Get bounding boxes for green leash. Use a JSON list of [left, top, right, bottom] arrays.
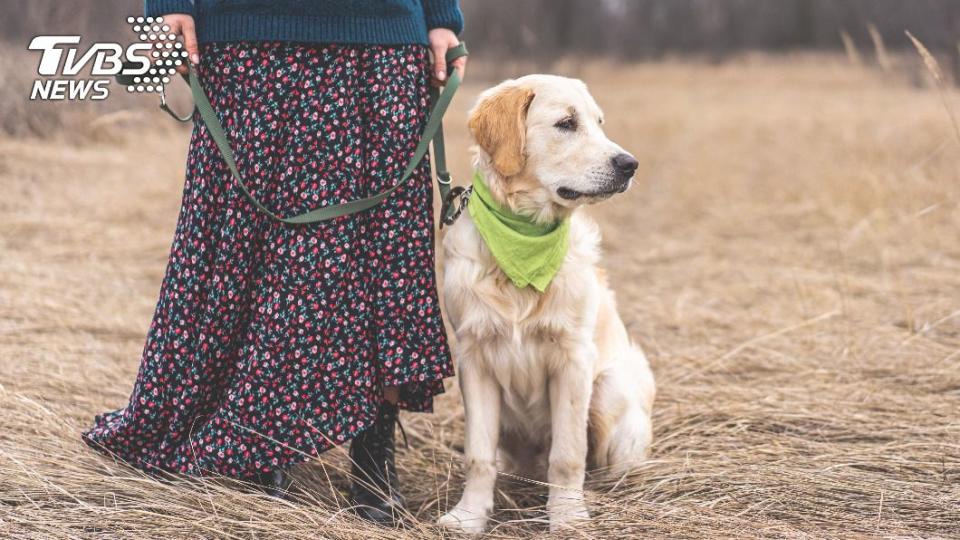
[[164, 43, 468, 225]]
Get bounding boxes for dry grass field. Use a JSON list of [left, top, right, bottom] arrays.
[[1, 55, 959, 538]]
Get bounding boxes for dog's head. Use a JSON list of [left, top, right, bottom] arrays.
[[468, 75, 638, 218]]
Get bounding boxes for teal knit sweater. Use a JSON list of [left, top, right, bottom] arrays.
[[144, 0, 463, 45]]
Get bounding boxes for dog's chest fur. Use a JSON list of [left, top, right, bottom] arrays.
[[443, 211, 603, 443]]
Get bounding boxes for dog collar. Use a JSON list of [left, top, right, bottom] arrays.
[[467, 171, 570, 292]]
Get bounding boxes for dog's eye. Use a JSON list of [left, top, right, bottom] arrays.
[[554, 117, 578, 132]]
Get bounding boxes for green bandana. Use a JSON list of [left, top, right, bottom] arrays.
[[467, 171, 570, 292]]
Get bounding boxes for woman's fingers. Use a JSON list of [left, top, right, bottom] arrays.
[[427, 28, 463, 87], [430, 42, 449, 86], [161, 15, 199, 75], [430, 44, 468, 86], [181, 19, 200, 66]]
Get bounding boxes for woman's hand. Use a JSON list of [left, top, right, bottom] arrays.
[[158, 14, 200, 74], [428, 28, 467, 86]]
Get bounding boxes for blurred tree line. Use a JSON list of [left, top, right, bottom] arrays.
[[3, 0, 959, 78], [461, 0, 958, 56]]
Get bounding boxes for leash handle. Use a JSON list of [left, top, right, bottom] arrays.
[[186, 42, 468, 225], [434, 44, 469, 226]]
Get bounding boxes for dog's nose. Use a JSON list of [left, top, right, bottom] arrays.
[[611, 153, 639, 176]]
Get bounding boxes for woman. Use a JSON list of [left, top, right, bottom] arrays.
[[82, 0, 465, 525]]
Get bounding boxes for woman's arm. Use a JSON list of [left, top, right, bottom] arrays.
[[422, 0, 464, 35], [423, 1, 466, 86], [143, 2, 199, 74], [144, 0, 193, 18]]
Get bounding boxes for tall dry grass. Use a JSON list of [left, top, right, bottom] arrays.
[[1, 54, 959, 538], [867, 23, 893, 72]]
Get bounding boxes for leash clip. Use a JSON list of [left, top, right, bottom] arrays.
[[441, 184, 472, 229], [158, 78, 196, 123]]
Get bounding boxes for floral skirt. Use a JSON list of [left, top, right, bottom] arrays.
[[82, 42, 454, 479]]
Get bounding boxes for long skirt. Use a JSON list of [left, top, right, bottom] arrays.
[[82, 42, 454, 479]]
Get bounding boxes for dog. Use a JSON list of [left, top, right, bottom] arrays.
[[437, 75, 656, 533]]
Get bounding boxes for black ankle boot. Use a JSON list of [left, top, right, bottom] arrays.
[[250, 468, 291, 499], [349, 401, 404, 525]]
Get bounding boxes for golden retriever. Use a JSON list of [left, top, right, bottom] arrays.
[[438, 75, 656, 533]]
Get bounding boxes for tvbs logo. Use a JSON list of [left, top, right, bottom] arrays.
[[29, 16, 188, 101]]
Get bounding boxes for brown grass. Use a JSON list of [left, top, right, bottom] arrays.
[[907, 31, 960, 145], [840, 31, 862, 67], [2, 54, 959, 538], [867, 23, 892, 72]]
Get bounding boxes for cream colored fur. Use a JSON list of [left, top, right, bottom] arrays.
[[438, 75, 656, 533]]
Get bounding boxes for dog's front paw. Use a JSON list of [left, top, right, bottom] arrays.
[[547, 496, 590, 532], [438, 504, 489, 534]]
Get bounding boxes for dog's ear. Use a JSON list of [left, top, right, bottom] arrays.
[[468, 85, 535, 178]]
